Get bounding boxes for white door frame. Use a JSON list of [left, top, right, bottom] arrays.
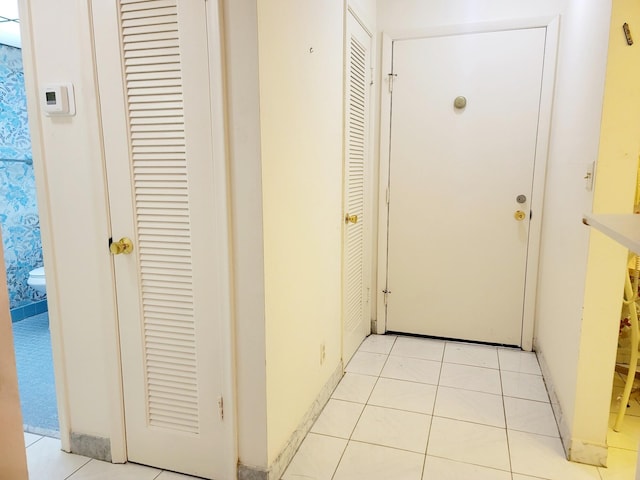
[[376, 17, 559, 350], [202, 2, 238, 475]]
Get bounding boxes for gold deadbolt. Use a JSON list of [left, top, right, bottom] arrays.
[[345, 214, 358, 224], [110, 237, 134, 255], [514, 210, 527, 222]]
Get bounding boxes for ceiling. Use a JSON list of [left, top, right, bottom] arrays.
[[0, 0, 21, 48]]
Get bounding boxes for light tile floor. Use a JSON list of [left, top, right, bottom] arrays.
[[22, 335, 640, 479], [283, 335, 639, 480], [23, 433, 200, 480]]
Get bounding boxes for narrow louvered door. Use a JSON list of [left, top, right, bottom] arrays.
[[91, 0, 232, 478], [343, 12, 372, 363]]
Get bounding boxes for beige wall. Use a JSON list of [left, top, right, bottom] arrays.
[[375, 0, 612, 461], [0, 232, 28, 479], [257, 0, 345, 464], [573, 0, 640, 462]]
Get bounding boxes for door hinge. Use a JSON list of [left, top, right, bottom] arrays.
[[382, 289, 392, 306], [388, 73, 397, 93], [218, 396, 224, 420]]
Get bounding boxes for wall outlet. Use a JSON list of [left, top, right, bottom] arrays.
[[320, 343, 326, 365]]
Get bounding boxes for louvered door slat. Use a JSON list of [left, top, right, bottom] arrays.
[[345, 33, 367, 334], [117, 0, 200, 435]]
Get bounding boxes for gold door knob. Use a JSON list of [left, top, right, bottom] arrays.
[[110, 237, 134, 255], [345, 214, 358, 224], [514, 210, 526, 221]]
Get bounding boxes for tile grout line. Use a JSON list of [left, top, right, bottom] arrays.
[[329, 335, 398, 480], [63, 457, 93, 479], [497, 349, 515, 478], [420, 340, 447, 479]]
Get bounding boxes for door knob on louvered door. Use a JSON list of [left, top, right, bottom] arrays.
[[345, 214, 358, 224], [110, 237, 134, 255]]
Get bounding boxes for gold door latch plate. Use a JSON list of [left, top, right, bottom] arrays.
[[514, 210, 526, 221], [110, 237, 134, 255], [345, 214, 358, 224]]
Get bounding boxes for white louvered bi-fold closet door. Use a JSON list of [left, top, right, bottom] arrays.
[[91, 1, 230, 478], [343, 12, 372, 363]]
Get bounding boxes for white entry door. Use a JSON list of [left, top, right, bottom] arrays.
[[343, 11, 373, 362], [385, 28, 546, 345], [91, 1, 232, 478]]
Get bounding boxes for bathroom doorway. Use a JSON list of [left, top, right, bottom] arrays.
[[0, 1, 58, 437]]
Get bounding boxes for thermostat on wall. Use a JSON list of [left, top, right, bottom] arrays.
[[41, 83, 75, 116]]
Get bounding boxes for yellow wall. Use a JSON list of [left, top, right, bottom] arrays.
[[256, 0, 346, 464], [574, 0, 640, 461]]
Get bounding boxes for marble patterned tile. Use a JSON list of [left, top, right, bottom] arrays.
[[24, 432, 43, 447], [498, 348, 542, 375], [433, 386, 505, 428], [155, 472, 202, 479], [331, 373, 378, 404], [359, 335, 397, 355], [607, 413, 640, 451], [345, 351, 388, 376], [333, 441, 424, 480], [501, 370, 549, 402], [508, 430, 601, 480], [598, 447, 638, 480], [504, 396, 559, 437], [439, 363, 502, 395], [422, 456, 511, 480], [443, 342, 499, 369], [351, 405, 430, 453], [310, 399, 365, 439], [67, 459, 161, 479], [26, 437, 91, 480], [381, 355, 441, 385], [390, 336, 445, 362], [281, 433, 347, 480], [368, 377, 437, 414], [427, 417, 510, 471]]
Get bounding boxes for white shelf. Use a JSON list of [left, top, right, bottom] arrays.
[[583, 213, 640, 254]]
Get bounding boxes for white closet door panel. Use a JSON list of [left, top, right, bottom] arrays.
[[92, 0, 229, 477], [343, 12, 372, 363]]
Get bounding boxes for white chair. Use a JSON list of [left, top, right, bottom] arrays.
[[614, 254, 640, 432]]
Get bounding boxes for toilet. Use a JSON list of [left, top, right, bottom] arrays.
[[27, 267, 46, 295]]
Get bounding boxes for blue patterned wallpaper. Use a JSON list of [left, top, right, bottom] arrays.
[[0, 43, 45, 309]]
